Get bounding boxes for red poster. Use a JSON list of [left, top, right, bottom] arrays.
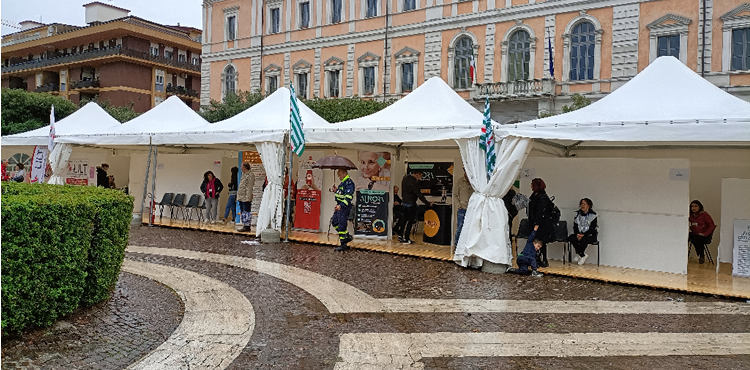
[[294, 189, 321, 230], [66, 178, 88, 185]]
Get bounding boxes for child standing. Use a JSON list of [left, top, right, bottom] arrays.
[[506, 225, 544, 277]]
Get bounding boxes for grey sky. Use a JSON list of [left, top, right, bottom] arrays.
[[2, 0, 203, 36]]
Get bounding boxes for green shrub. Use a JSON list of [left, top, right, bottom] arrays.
[[1, 182, 134, 335]]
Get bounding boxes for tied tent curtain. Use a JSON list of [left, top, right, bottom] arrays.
[[454, 135, 533, 267], [256, 141, 285, 236], [47, 143, 73, 185]]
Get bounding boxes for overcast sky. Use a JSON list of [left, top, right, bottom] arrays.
[[2, 0, 203, 36]]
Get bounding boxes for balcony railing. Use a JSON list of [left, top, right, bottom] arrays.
[[166, 84, 199, 98], [475, 78, 555, 100], [71, 79, 100, 89], [1, 45, 200, 74], [34, 83, 59, 93]]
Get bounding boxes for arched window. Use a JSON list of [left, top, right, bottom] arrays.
[[570, 21, 596, 81], [224, 65, 236, 96], [508, 30, 531, 81], [454, 37, 473, 89]]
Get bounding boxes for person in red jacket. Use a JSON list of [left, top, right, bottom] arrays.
[[689, 200, 716, 264]]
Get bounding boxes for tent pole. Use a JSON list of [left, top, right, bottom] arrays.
[[284, 133, 293, 242], [279, 135, 288, 236], [141, 139, 153, 226], [149, 144, 158, 226]]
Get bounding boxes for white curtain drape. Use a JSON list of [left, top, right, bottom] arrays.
[[454, 135, 533, 267], [47, 143, 73, 185], [256, 141, 285, 236]]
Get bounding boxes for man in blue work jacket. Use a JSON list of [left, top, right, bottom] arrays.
[[330, 168, 355, 251]]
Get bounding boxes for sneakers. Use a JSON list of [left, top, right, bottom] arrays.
[[236, 226, 251, 232], [531, 270, 544, 277], [539, 260, 549, 268], [573, 255, 580, 262], [578, 254, 588, 265], [699, 255, 705, 264], [400, 238, 414, 244], [505, 266, 516, 273], [335, 245, 350, 252], [210, 220, 216, 224]]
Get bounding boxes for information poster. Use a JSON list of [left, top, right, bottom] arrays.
[[295, 151, 324, 230], [733, 219, 750, 277], [355, 190, 389, 236], [66, 159, 89, 186]]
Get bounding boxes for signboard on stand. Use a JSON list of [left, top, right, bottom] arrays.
[[733, 219, 750, 277], [295, 151, 324, 230], [355, 190, 389, 236], [66, 159, 89, 185]]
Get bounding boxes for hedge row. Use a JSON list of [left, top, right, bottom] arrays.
[[1, 182, 134, 335]]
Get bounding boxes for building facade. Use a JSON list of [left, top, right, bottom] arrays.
[[200, 0, 750, 123], [1, 2, 203, 112]]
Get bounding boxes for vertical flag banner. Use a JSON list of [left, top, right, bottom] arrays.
[[48, 105, 56, 152], [478, 97, 495, 180], [469, 54, 477, 85], [547, 30, 555, 78], [289, 84, 306, 156], [30, 146, 49, 183]]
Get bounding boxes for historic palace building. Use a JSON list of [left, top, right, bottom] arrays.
[[200, 0, 750, 122], [1, 2, 203, 112]]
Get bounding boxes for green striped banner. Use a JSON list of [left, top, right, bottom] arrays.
[[290, 84, 305, 156]]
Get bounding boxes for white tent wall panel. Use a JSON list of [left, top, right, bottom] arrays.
[[129, 153, 148, 214], [573, 148, 750, 264], [520, 157, 690, 275], [719, 179, 750, 265]]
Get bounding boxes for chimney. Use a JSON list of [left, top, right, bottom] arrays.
[[83, 2, 130, 24]]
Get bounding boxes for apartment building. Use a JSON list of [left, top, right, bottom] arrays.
[[199, 0, 750, 122], [1, 2, 203, 112]]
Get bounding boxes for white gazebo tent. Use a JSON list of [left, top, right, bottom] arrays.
[[494, 56, 750, 274], [3, 102, 123, 184], [162, 87, 332, 236], [305, 77, 526, 269]]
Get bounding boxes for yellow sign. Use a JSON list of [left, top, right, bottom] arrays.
[[423, 209, 440, 238]]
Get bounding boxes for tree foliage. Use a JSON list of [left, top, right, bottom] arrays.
[[304, 96, 394, 123], [539, 93, 592, 118], [1, 88, 77, 135], [201, 90, 266, 123]]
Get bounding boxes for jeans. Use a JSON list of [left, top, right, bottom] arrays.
[[223, 194, 237, 220], [455, 208, 466, 246], [205, 197, 219, 222]]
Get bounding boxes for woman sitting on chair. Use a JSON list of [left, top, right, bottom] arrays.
[[567, 198, 598, 265], [689, 200, 716, 264]]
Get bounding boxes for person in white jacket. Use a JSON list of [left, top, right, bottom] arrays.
[[236, 162, 255, 232]]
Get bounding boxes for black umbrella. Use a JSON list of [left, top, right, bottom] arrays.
[[312, 155, 357, 170]]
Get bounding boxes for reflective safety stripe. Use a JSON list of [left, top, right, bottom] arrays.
[[338, 231, 347, 234]]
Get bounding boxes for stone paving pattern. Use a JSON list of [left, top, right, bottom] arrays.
[[3, 225, 750, 369], [1, 272, 183, 369]]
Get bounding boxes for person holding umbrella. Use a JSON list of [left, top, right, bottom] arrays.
[[330, 168, 355, 251]]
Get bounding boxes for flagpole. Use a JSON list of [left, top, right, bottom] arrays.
[[284, 85, 295, 242]]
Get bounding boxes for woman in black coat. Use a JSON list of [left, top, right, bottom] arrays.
[[528, 178, 554, 267]]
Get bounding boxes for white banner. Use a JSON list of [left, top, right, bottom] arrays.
[[733, 219, 750, 278], [30, 146, 49, 184]]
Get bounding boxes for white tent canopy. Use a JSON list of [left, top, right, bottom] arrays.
[[161, 86, 331, 145], [305, 77, 486, 144], [494, 57, 750, 144], [56, 96, 209, 145], [3, 102, 121, 146]]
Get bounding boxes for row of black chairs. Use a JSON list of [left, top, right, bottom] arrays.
[[153, 193, 209, 223], [516, 219, 601, 266]]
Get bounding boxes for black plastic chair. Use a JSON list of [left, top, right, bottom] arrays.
[[170, 193, 186, 220], [184, 194, 202, 222], [154, 193, 174, 221]]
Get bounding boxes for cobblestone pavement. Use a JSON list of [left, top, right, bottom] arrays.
[[4, 225, 750, 369], [1, 272, 183, 370]]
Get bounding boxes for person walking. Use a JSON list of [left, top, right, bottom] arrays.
[[96, 163, 110, 188], [454, 170, 474, 247], [236, 163, 255, 232], [330, 168, 354, 251], [222, 166, 239, 224], [397, 170, 433, 244], [200, 171, 224, 224]]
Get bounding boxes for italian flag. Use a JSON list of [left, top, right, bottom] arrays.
[[470, 54, 477, 85]]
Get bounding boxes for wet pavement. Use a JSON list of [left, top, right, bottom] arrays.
[[2, 225, 749, 369]]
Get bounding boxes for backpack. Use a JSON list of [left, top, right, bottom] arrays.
[[549, 195, 561, 224]]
